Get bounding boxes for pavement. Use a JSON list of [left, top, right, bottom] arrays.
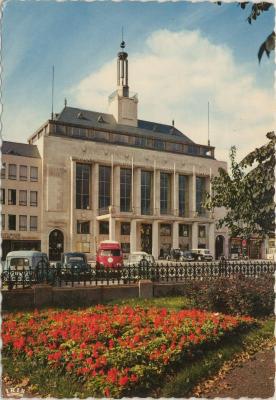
[[196, 347, 275, 398]]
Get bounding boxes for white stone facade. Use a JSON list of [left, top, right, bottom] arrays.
[[26, 127, 228, 260]]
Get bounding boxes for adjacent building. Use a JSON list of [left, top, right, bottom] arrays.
[[1, 41, 230, 261]]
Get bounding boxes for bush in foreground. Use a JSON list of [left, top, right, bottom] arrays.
[[182, 274, 274, 317], [3, 306, 254, 397]]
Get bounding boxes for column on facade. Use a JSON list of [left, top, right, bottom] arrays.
[[188, 167, 196, 217], [208, 222, 215, 257], [192, 222, 198, 249], [109, 216, 116, 241], [152, 220, 159, 259], [130, 219, 137, 253], [155, 170, 160, 216], [173, 170, 179, 217], [92, 163, 99, 254], [172, 221, 179, 249], [113, 165, 120, 213], [70, 159, 76, 251], [133, 167, 141, 214]]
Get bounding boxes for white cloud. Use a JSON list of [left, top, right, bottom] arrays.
[[71, 29, 274, 162]]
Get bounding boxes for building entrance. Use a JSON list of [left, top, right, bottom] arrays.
[[140, 224, 152, 254], [49, 229, 64, 261]]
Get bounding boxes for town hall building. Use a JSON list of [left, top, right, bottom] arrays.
[[2, 41, 230, 261]]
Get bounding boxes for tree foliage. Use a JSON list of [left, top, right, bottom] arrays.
[[203, 132, 275, 238], [217, 2, 275, 62]]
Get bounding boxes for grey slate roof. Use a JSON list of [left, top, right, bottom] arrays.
[[1, 141, 40, 158], [55, 106, 195, 144]]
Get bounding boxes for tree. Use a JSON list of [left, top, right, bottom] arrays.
[[217, 2, 275, 62], [203, 132, 275, 239]]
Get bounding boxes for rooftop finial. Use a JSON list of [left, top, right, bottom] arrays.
[[64, 98, 67, 107], [120, 26, 125, 49]]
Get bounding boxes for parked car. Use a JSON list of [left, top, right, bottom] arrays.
[[2, 251, 54, 288], [127, 252, 155, 267], [96, 241, 123, 269], [58, 252, 91, 279], [191, 249, 213, 261], [166, 248, 183, 261], [179, 251, 200, 262]]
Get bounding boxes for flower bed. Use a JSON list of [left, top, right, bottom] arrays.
[[2, 306, 254, 397]]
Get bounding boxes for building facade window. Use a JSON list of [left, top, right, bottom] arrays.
[[141, 170, 152, 215], [19, 190, 27, 206], [196, 176, 206, 215], [19, 215, 27, 231], [30, 216, 38, 231], [0, 188, 5, 205], [120, 168, 131, 212], [8, 164, 17, 180], [77, 221, 90, 234], [30, 166, 38, 181], [99, 221, 109, 235], [99, 166, 111, 211], [134, 137, 146, 147], [160, 172, 171, 215], [154, 139, 165, 150], [121, 243, 130, 254], [8, 189, 16, 205], [1, 163, 6, 179], [1, 214, 5, 230], [121, 222, 130, 235], [19, 165, 28, 181], [30, 191, 38, 207], [76, 163, 90, 209], [179, 175, 189, 217], [179, 224, 189, 237], [8, 214, 16, 230], [199, 225, 206, 238], [160, 224, 171, 236]]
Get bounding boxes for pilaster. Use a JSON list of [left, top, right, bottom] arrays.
[[192, 222, 198, 249], [152, 220, 159, 259]]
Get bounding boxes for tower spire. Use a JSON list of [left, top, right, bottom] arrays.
[[117, 31, 129, 97]]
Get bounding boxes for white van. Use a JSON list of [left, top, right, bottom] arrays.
[[191, 249, 213, 261]]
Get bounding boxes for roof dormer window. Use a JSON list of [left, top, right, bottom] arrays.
[[97, 115, 105, 123]]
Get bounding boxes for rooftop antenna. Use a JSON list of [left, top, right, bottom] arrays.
[[207, 101, 210, 146], [51, 65, 55, 120], [64, 98, 67, 107], [120, 26, 125, 49]]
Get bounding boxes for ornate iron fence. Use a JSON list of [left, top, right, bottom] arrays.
[[1, 260, 275, 289]]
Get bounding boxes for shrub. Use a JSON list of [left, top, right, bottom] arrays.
[[181, 274, 274, 317]]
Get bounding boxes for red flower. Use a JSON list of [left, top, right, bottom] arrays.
[[130, 374, 138, 382], [107, 368, 119, 384], [104, 387, 110, 397], [118, 375, 128, 386], [13, 337, 25, 350]]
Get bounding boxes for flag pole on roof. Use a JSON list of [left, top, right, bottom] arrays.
[[208, 101, 210, 146], [51, 65, 55, 120]]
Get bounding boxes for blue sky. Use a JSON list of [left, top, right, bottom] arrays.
[[2, 1, 275, 160]]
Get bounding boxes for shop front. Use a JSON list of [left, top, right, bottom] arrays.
[[229, 237, 263, 259]]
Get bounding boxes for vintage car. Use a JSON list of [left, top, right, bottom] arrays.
[[2, 250, 53, 288], [127, 252, 155, 267], [96, 241, 124, 269], [191, 248, 213, 261], [57, 252, 92, 279]]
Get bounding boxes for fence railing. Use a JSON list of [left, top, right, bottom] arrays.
[[1, 260, 275, 289]]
